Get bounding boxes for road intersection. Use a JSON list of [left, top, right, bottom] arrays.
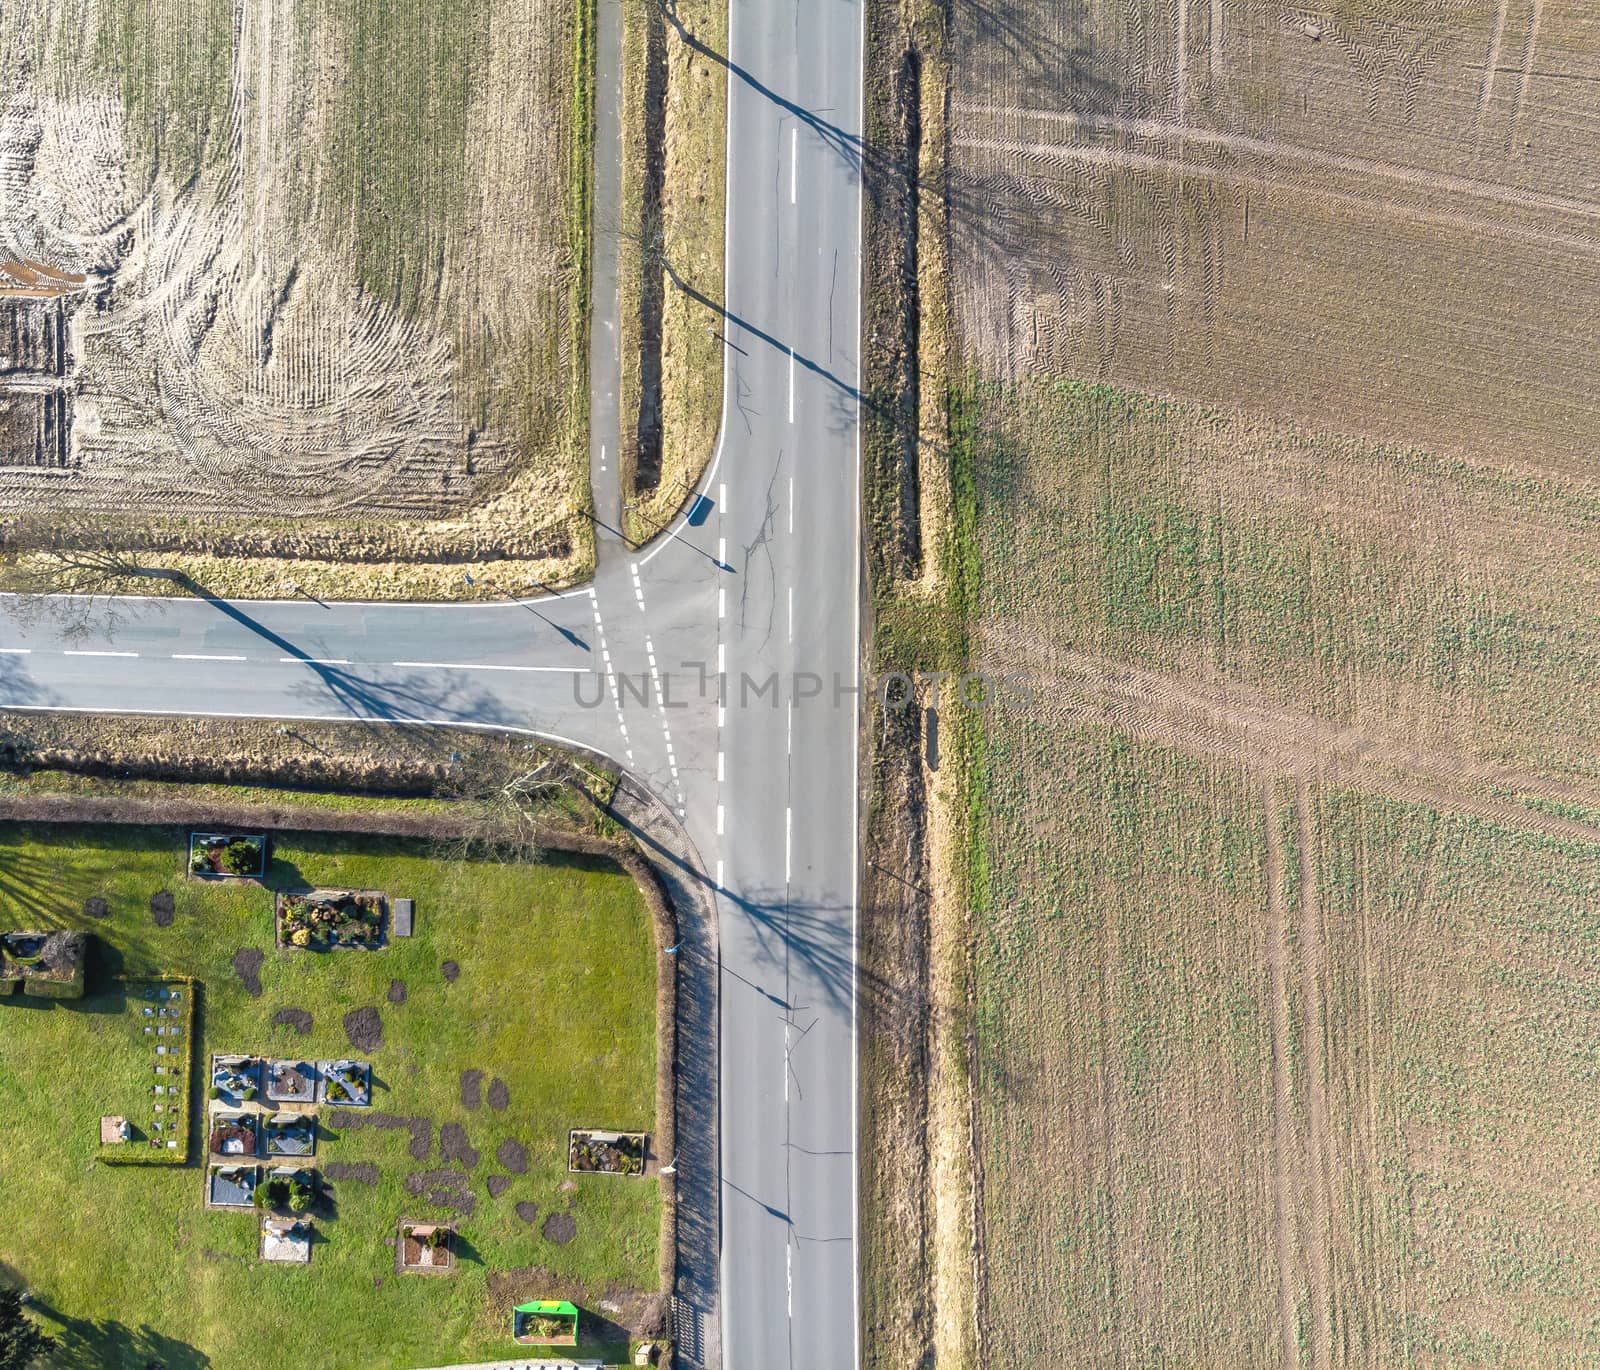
[[0, 1, 865, 1366]]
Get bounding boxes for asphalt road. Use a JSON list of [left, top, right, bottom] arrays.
[[0, 1, 864, 1365]]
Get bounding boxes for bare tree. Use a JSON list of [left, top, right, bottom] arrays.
[[433, 745, 570, 864], [0, 511, 176, 641]]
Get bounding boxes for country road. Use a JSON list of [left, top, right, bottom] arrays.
[[0, 0, 866, 1367]]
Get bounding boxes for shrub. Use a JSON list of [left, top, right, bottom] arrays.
[[221, 839, 260, 875], [208, 1085, 221, 1100], [289, 1186, 312, 1214]]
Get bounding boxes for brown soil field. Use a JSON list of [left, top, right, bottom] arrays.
[[949, 0, 1600, 477], [0, 0, 590, 590]]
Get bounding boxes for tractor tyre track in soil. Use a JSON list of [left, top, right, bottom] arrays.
[[980, 636, 1600, 849], [1295, 785, 1332, 1370], [1261, 783, 1300, 1370]]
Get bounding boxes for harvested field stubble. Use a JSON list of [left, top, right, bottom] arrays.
[[0, 0, 593, 594], [949, 1, 1600, 475]]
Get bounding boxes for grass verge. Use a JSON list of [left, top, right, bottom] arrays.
[[621, 0, 727, 545]]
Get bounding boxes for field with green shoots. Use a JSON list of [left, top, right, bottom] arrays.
[[961, 379, 1600, 1366]]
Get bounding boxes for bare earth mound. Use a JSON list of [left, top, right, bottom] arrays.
[[541, 1211, 577, 1246], [343, 1006, 384, 1053], [272, 1007, 313, 1037], [231, 948, 264, 998]]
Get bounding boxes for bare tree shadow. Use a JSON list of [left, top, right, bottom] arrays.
[[0, 645, 57, 711], [152, 575, 526, 745], [29, 1299, 211, 1370]]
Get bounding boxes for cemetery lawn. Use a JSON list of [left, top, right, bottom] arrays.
[[0, 823, 658, 1368]]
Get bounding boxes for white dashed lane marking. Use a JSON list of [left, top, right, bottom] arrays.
[[591, 599, 634, 766], [390, 661, 589, 673]]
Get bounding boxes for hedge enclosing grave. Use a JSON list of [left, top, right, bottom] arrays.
[[99, 977, 197, 1167]]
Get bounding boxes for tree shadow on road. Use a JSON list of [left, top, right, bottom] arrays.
[[160, 574, 524, 742]]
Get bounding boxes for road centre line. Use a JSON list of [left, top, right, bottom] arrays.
[[788, 347, 795, 423], [789, 475, 794, 534], [717, 804, 725, 835], [173, 654, 247, 662], [718, 750, 725, 782], [0, 648, 30, 654], [788, 586, 793, 642], [785, 806, 792, 883], [64, 649, 137, 657], [280, 657, 350, 665], [791, 126, 797, 204], [719, 586, 725, 620], [716, 859, 724, 889], [390, 661, 588, 673]]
